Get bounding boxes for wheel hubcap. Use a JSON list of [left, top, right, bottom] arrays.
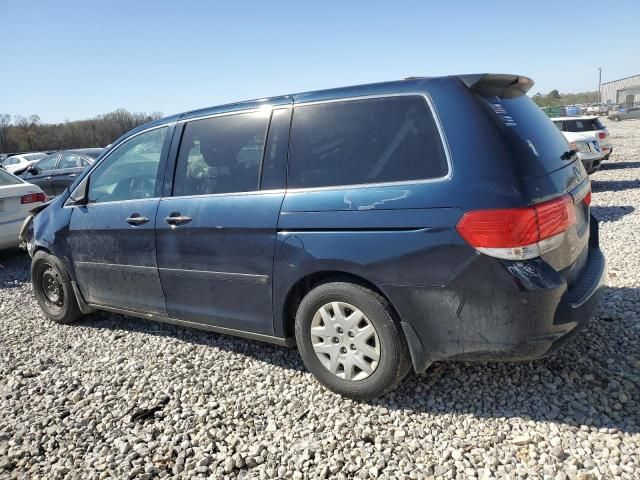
[[310, 301, 380, 381]]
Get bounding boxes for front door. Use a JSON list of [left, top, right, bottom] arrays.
[[68, 126, 171, 314], [23, 154, 59, 196], [156, 107, 289, 334]]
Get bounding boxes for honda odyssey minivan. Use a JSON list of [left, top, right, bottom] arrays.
[[23, 74, 605, 399]]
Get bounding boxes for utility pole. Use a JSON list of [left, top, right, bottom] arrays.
[[597, 67, 602, 103]]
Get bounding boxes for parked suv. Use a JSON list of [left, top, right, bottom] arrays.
[[551, 116, 612, 173], [22, 74, 605, 399]]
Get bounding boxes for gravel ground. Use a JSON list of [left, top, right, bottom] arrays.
[[1, 120, 639, 480]]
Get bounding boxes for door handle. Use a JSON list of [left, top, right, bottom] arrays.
[[69, 173, 77, 177], [126, 214, 150, 226], [164, 213, 192, 227]]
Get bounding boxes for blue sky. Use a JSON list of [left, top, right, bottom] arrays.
[[2, 0, 638, 123]]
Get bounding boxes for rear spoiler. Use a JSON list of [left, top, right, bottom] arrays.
[[458, 74, 534, 99]]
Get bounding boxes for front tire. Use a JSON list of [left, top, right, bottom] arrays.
[[32, 251, 83, 324], [295, 281, 411, 399]]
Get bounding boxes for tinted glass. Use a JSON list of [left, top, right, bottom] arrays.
[[564, 119, 604, 132], [5, 157, 19, 165], [552, 121, 566, 131], [261, 108, 291, 190], [88, 127, 167, 203], [173, 111, 269, 196], [74, 149, 103, 159], [288, 96, 448, 189], [0, 169, 22, 186], [480, 95, 572, 176], [36, 154, 59, 171], [59, 153, 83, 169]]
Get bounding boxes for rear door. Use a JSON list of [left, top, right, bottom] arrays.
[[155, 104, 291, 334]]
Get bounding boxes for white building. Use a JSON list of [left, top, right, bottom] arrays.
[[601, 74, 640, 106]]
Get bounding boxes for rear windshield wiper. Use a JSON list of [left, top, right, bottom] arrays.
[[561, 150, 576, 161]]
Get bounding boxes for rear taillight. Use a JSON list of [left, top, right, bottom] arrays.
[[597, 132, 607, 140], [456, 195, 577, 260], [583, 191, 591, 206], [21, 192, 47, 204]]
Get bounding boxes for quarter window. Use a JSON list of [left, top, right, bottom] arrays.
[[287, 96, 449, 189], [173, 111, 270, 197], [88, 127, 167, 203]]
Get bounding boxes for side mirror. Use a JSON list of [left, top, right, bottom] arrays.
[[68, 176, 90, 205], [27, 165, 39, 175]]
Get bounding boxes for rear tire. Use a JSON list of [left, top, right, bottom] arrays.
[[32, 250, 82, 324], [295, 281, 411, 400]]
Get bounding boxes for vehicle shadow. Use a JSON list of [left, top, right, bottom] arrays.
[[2, 251, 638, 433], [0, 249, 31, 290], [599, 161, 640, 171], [592, 180, 640, 192], [78, 286, 640, 434], [591, 205, 635, 222]]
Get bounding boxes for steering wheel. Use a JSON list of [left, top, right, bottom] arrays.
[[128, 176, 155, 199]]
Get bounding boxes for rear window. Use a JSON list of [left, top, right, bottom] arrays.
[[480, 95, 573, 177], [0, 169, 23, 186], [288, 96, 449, 189], [24, 153, 47, 161], [79, 149, 103, 159], [564, 119, 604, 132]]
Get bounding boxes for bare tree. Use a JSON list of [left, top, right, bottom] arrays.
[[0, 114, 11, 153], [2, 109, 162, 152]]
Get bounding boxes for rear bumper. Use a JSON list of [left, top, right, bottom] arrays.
[[578, 151, 606, 173], [0, 218, 23, 250], [388, 217, 606, 372]]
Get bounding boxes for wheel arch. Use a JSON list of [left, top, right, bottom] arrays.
[[280, 270, 399, 338]]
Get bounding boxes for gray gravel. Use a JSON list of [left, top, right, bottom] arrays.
[[1, 119, 639, 479]]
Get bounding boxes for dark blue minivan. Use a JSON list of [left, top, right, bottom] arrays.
[[23, 74, 605, 399]]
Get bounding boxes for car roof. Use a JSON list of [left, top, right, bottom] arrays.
[[66, 148, 103, 156], [133, 73, 532, 131], [551, 116, 600, 121]]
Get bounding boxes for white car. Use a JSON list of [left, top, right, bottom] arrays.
[[0, 169, 47, 250], [2, 153, 49, 174], [551, 116, 612, 174], [586, 104, 608, 115]]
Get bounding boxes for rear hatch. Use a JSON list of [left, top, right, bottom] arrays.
[[463, 74, 591, 285]]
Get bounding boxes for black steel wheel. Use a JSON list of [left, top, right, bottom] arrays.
[[32, 251, 82, 324]]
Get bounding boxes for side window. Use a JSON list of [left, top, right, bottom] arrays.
[[173, 111, 269, 196], [58, 153, 83, 169], [35, 154, 59, 171], [88, 127, 167, 204], [288, 96, 449, 189]]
